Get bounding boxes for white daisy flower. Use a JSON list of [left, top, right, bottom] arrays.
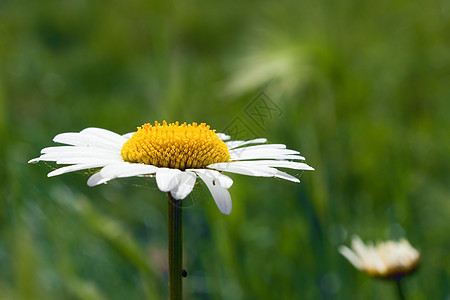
[[339, 235, 421, 279], [29, 121, 314, 215]]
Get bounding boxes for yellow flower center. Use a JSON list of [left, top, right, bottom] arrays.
[[121, 121, 230, 170]]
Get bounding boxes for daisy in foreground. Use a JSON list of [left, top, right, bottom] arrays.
[[30, 121, 313, 299], [29, 121, 314, 214]]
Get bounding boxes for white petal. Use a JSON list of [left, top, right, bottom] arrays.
[[87, 172, 109, 186], [216, 133, 231, 141], [47, 163, 108, 177], [188, 169, 233, 189], [208, 162, 278, 177], [339, 246, 363, 270], [87, 163, 158, 187], [53, 133, 122, 150], [230, 153, 305, 161], [122, 132, 135, 139], [41, 145, 119, 156], [227, 160, 314, 171], [197, 172, 232, 215], [229, 146, 303, 160], [99, 162, 158, 179], [36, 148, 122, 164], [54, 157, 121, 165], [53, 132, 94, 146], [210, 162, 302, 183], [274, 170, 300, 182], [155, 168, 182, 192], [352, 236, 369, 261], [80, 127, 128, 144], [230, 144, 288, 151], [170, 172, 197, 200], [225, 138, 267, 149], [53, 128, 127, 150], [37, 152, 119, 162]]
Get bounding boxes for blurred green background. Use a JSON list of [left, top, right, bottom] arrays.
[[1, 0, 449, 299]]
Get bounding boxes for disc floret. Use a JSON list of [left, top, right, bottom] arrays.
[[121, 121, 231, 170]]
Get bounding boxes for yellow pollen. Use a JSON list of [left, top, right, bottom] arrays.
[[121, 121, 231, 170]]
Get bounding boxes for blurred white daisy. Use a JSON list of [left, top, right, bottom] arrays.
[[29, 121, 314, 215], [339, 235, 421, 279]]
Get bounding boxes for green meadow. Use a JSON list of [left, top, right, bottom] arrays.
[[1, 0, 449, 299]]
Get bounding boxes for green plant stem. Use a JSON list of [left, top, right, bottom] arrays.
[[168, 193, 183, 300], [395, 279, 406, 300]]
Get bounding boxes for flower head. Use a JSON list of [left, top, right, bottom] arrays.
[[339, 236, 421, 279], [29, 121, 314, 215]]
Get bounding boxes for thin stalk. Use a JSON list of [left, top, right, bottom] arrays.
[[168, 193, 183, 300], [395, 279, 406, 300]]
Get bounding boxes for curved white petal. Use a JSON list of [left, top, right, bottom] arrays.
[[209, 162, 278, 177], [47, 163, 108, 177], [155, 168, 182, 192], [170, 172, 197, 200], [226, 160, 314, 171], [41, 146, 119, 155], [209, 161, 306, 182], [87, 172, 109, 186], [54, 133, 123, 150], [35, 148, 122, 164], [197, 172, 232, 215], [216, 133, 231, 141], [188, 169, 233, 189], [87, 163, 158, 186], [230, 153, 305, 161], [80, 127, 128, 144], [230, 148, 299, 158], [54, 158, 121, 165], [229, 146, 304, 160], [53, 128, 127, 150], [36, 153, 119, 163], [352, 236, 369, 259], [122, 132, 135, 139], [225, 138, 267, 149], [53, 132, 94, 146], [339, 246, 363, 269], [100, 162, 158, 179], [274, 170, 300, 182], [230, 144, 288, 151]]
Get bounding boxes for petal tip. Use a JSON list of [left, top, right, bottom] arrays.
[[221, 207, 232, 215], [28, 158, 39, 164]]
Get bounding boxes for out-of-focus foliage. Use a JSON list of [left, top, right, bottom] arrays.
[[1, 0, 449, 299]]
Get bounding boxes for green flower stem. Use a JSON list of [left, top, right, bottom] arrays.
[[168, 193, 183, 300], [395, 279, 406, 300]]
